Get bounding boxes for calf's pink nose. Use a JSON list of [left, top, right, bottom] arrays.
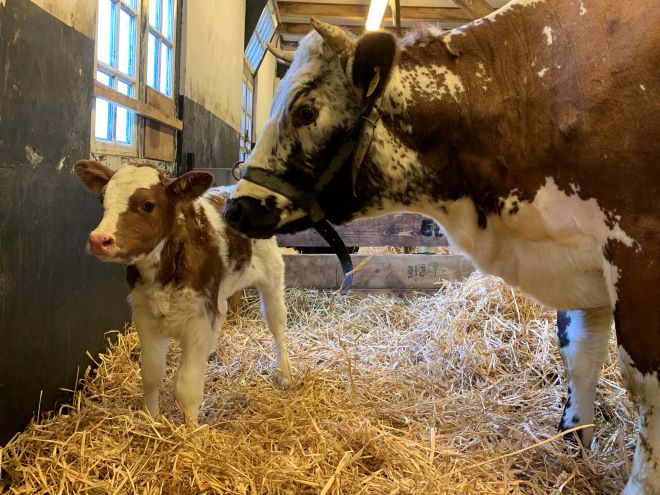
[[88, 232, 115, 254]]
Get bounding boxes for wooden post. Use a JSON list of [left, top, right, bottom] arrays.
[[389, 0, 401, 36]]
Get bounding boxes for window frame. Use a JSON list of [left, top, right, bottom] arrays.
[[239, 66, 255, 162], [92, 0, 178, 157], [147, 0, 176, 96]]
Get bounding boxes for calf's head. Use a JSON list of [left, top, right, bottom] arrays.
[[74, 161, 213, 263], [225, 19, 398, 238]]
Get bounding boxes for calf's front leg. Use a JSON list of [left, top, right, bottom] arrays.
[[134, 310, 168, 418], [175, 313, 219, 426]]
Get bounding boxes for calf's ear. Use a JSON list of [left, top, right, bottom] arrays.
[[167, 172, 214, 202], [352, 31, 398, 100], [74, 160, 115, 194]]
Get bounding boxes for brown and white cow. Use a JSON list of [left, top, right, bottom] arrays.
[[74, 161, 292, 426], [224, 1, 660, 493]]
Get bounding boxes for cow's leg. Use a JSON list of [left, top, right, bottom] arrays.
[[607, 242, 660, 495], [619, 347, 660, 495], [557, 307, 612, 446], [256, 272, 292, 387], [134, 312, 169, 417], [175, 313, 219, 426]]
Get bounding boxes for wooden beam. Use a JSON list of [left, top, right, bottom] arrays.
[[284, 254, 474, 290], [277, 213, 447, 248], [389, 0, 401, 36], [277, 2, 471, 23], [93, 81, 183, 131], [453, 0, 495, 19], [279, 22, 407, 37]]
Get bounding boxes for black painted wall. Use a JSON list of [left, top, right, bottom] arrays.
[[179, 96, 240, 181], [0, 0, 130, 444]]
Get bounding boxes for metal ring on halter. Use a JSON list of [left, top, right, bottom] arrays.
[[231, 161, 244, 182]]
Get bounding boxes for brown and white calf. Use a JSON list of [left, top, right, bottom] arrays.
[[224, 1, 659, 493], [74, 160, 292, 425]]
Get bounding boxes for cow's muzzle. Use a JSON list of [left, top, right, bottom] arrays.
[[224, 196, 282, 239]]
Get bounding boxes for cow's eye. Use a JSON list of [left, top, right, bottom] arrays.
[[293, 105, 318, 127], [141, 201, 156, 213]]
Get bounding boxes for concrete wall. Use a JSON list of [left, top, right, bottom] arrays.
[[0, 0, 130, 444]]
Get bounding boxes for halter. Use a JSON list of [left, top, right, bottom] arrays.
[[238, 98, 383, 294]]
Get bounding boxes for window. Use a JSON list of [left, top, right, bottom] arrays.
[[147, 0, 175, 96], [245, 2, 278, 74], [239, 73, 255, 161], [93, 0, 177, 153], [95, 0, 138, 146]]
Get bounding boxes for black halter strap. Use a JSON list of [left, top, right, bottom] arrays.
[[239, 98, 383, 293]]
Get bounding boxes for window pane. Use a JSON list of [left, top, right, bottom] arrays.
[[163, 0, 173, 39], [97, 0, 113, 65], [95, 97, 111, 140], [147, 33, 157, 88], [115, 106, 132, 144], [96, 70, 113, 87], [117, 80, 132, 97], [160, 43, 171, 95], [118, 8, 135, 75], [149, 0, 159, 28]]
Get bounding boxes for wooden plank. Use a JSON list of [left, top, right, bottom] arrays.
[[279, 22, 410, 37], [277, 2, 470, 22], [144, 87, 175, 161], [277, 213, 447, 248], [93, 81, 183, 130], [284, 254, 474, 290]]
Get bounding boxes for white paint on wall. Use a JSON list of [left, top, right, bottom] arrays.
[[254, 50, 277, 138], [30, 0, 96, 38], [25, 145, 44, 166], [180, 0, 246, 132]]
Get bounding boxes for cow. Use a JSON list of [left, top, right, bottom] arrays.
[[223, 1, 660, 493], [74, 161, 292, 426]]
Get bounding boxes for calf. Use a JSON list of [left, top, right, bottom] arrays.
[[74, 160, 292, 425]]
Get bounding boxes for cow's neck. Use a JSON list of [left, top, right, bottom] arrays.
[[133, 239, 166, 283]]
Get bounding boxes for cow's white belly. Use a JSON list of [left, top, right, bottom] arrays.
[[422, 178, 631, 311]]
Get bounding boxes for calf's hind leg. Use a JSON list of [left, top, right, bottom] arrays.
[[557, 307, 612, 446], [256, 272, 292, 387], [175, 313, 220, 426]]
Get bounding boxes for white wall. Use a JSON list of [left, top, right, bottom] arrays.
[[254, 50, 277, 138], [180, 0, 246, 132]]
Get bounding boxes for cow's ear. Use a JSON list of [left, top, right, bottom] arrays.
[[167, 172, 214, 202], [74, 160, 115, 194], [352, 31, 398, 100]]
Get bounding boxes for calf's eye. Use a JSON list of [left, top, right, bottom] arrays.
[[293, 105, 318, 127], [141, 201, 156, 213]]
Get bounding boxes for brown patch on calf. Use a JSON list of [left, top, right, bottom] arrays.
[[157, 201, 225, 314], [114, 184, 170, 260]]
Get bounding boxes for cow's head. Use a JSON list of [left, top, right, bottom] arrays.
[[74, 160, 213, 263], [225, 19, 399, 238]]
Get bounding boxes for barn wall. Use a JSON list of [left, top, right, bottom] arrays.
[[254, 50, 277, 138], [0, 0, 131, 444], [179, 1, 246, 173]]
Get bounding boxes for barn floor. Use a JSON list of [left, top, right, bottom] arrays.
[[1, 273, 634, 494]]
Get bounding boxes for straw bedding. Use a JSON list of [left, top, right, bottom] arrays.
[[1, 272, 634, 494]]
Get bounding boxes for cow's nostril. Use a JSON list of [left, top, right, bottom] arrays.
[[102, 237, 114, 247], [224, 201, 244, 224]]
